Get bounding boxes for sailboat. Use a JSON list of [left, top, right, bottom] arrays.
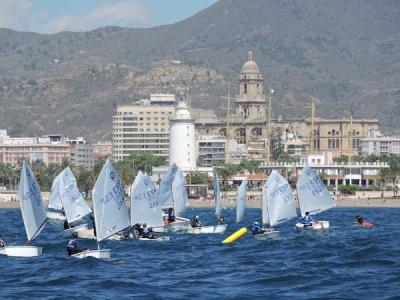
[[190, 167, 227, 234], [236, 179, 247, 223], [257, 171, 297, 237], [130, 171, 169, 241], [295, 166, 335, 229], [46, 171, 66, 221], [71, 160, 130, 259], [59, 167, 92, 234], [153, 164, 190, 232], [4, 161, 47, 257]]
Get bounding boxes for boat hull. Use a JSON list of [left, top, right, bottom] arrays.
[[190, 224, 228, 234], [71, 249, 111, 259], [64, 223, 91, 235], [254, 230, 279, 239], [139, 236, 170, 241], [5, 246, 42, 257], [46, 211, 66, 221], [295, 220, 330, 229], [152, 217, 190, 233]]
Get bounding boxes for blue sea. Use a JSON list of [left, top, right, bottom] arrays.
[[0, 207, 399, 299]]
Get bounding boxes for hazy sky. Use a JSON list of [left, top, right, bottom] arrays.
[[0, 0, 218, 34]]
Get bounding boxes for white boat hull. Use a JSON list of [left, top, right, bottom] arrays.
[[152, 217, 190, 233], [71, 249, 111, 259], [64, 223, 91, 235], [5, 246, 42, 257], [0, 248, 5, 255], [190, 224, 228, 234], [139, 236, 170, 241], [295, 220, 330, 229], [254, 229, 279, 239], [46, 211, 66, 221]]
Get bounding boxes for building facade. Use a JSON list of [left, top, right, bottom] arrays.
[[0, 131, 71, 166], [197, 136, 226, 167], [67, 137, 94, 170], [112, 94, 175, 161], [93, 140, 112, 160], [359, 131, 400, 156]]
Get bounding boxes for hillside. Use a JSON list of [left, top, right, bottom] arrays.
[[0, 0, 399, 140]]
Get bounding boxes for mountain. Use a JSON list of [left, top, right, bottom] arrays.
[[0, 0, 399, 140]]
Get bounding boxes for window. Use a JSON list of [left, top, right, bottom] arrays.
[[244, 84, 247, 94]]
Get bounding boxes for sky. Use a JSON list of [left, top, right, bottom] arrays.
[[0, 0, 218, 34]]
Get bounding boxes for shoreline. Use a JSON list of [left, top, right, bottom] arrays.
[[1, 198, 400, 209]]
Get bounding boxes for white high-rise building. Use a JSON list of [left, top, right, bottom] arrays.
[[169, 96, 196, 171]]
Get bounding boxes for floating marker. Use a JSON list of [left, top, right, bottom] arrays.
[[222, 227, 248, 244]]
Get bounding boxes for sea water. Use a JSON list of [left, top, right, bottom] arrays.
[[0, 207, 399, 299]]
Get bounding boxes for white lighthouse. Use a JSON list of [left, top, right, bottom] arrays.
[[169, 94, 196, 171]]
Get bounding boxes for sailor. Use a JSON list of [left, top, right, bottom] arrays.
[[63, 220, 70, 230], [167, 207, 176, 223], [251, 221, 265, 235], [90, 214, 97, 237], [127, 223, 141, 239], [140, 224, 155, 239], [218, 216, 225, 225], [355, 215, 364, 225], [191, 216, 202, 228], [163, 215, 169, 225], [66, 238, 87, 256], [299, 212, 315, 227], [0, 235, 5, 248]]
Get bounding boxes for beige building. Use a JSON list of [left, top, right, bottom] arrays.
[[93, 141, 112, 160], [0, 131, 70, 166], [112, 95, 175, 161], [194, 51, 379, 160]]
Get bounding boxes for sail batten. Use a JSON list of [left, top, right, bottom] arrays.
[[92, 160, 130, 242], [266, 171, 297, 227], [236, 180, 247, 223], [59, 167, 92, 224], [18, 161, 47, 242], [130, 171, 163, 227], [172, 167, 188, 217], [213, 168, 222, 219], [296, 166, 335, 216]]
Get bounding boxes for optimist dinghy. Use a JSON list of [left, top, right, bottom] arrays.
[[190, 168, 227, 234], [59, 167, 92, 235], [5, 161, 47, 257], [129, 171, 169, 241], [46, 171, 66, 221], [295, 166, 335, 229], [153, 165, 190, 233], [71, 160, 130, 259], [255, 171, 297, 238]]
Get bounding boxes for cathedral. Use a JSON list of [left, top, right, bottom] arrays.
[[194, 51, 379, 162]]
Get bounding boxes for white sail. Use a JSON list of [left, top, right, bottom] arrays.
[[266, 171, 297, 227], [262, 182, 270, 225], [48, 171, 63, 210], [296, 166, 335, 216], [18, 161, 47, 242], [172, 167, 188, 217], [59, 167, 92, 224], [130, 171, 163, 228], [159, 163, 178, 207], [213, 168, 222, 219], [92, 160, 130, 242], [236, 180, 247, 223]]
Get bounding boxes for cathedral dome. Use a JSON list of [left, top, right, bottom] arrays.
[[240, 50, 261, 74]]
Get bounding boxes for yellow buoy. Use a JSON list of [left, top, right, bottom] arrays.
[[222, 227, 248, 244]]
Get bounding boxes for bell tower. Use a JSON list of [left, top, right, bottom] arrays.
[[236, 50, 265, 121]]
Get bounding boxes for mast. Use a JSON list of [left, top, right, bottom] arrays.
[[348, 114, 353, 162], [309, 97, 316, 155], [265, 88, 273, 163], [225, 83, 231, 164]]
